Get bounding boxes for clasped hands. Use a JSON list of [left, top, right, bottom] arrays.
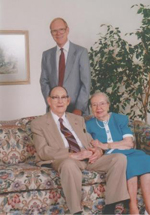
[[69, 146, 103, 164]]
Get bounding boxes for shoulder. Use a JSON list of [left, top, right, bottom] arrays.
[[31, 113, 49, 127], [112, 112, 128, 120], [42, 46, 57, 56], [111, 112, 129, 126], [85, 117, 95, 126], [70, 42, 88, 52], [66, 112, 83, 121]]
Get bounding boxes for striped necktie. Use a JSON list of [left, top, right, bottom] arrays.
[[59, 118, 81, 153]]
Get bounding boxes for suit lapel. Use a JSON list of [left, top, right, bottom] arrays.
[[64, 42, 76, 83], [66, 113, 88, 149], [46, 112, 65, 148]]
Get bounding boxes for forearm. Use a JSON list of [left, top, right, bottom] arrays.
[[91, 137, 134, 151], [107, 137, 134, 150]]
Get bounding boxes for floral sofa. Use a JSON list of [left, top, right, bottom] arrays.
[[0, 116, 149, 215]]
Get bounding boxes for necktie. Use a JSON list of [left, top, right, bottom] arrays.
[[59, 118, 81, 153], [58, 48, 65, 86]]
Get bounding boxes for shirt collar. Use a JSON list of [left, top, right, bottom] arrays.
[[57, 40, 70, 53], [51, 110, 66, 123]]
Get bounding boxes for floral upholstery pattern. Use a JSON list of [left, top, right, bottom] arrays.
[[0, 116, 148, 214], [0, 164, 106, 194], [133, 121, 150, 154]]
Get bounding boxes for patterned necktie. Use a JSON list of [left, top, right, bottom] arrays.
[[59, 118, 81, 153], [58, 48, 65, 86]]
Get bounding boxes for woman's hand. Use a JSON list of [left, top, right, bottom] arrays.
[[91, 139, 108, 150]]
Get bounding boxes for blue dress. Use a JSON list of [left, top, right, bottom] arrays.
[[86, 112, 150, 180]]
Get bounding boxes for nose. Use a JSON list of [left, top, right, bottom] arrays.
[[56, 30, 62, 36], [96, 104, 102, 108], [58, 97, 63, 103]]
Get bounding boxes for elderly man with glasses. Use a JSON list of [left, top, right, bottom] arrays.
[[31, 86, 130, 215], [40, 17, 91, 116]]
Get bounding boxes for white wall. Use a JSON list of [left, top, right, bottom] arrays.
[[0, 0, 149, 121]]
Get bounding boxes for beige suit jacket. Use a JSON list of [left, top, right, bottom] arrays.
[[31, 112, 92, 166]]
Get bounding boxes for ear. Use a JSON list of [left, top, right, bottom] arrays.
[[67, 97, 71, 105], [47, 97, 51, 107], [66, 27, 69, 34]]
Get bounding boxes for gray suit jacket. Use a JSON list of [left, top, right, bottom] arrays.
[[31, 112, 92, 166], [40, 42, 91, 115]]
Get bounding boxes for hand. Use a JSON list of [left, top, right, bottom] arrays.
[[72, 109, 82, 116], [91, 139, 100, 148], [69, 150, 93, 161], [88, 147, 103, 164], [91, 140, 108, 151]]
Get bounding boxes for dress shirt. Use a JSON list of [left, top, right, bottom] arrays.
[[51, 111, 84, 149], [56, 40, 70, 78]]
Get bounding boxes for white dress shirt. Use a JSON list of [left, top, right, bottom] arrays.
[[51, 111, 84, 149]]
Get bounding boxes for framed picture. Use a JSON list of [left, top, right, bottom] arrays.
[[0, 30, 30, 85]]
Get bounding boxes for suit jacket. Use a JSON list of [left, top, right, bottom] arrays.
[[40, 42, 91, 115], [31, 112, 93, 166]]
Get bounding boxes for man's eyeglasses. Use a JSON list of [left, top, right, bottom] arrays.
[[50, 95, 69, 102], [51, 28, 67, 36], [91, 102, 108, 108]]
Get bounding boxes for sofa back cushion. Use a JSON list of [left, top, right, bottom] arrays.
[[0, 116, 37, 164]]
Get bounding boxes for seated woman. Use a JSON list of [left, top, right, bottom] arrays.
[[86, 92, 150, 215]]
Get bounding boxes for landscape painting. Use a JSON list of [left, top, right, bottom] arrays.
[[0, 30, 30, 85]]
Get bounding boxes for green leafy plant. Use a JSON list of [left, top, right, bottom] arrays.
[[89, 4, 150, 123]]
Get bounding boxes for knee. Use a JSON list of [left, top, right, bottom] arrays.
[[112, 154, 127, 168], [58, 158, 79, 173]]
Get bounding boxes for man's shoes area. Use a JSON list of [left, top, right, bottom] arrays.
[[73, 211, 83, 215], [103, 203, 116, 215], [103, 199, 130, 215]]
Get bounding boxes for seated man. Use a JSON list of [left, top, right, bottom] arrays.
[[31, 86, 129, 214]]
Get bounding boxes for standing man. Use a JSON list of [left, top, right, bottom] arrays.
[[40, 18, 91, 116], [31, 86, 130, 215]]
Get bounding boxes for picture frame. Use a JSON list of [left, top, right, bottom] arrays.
[[0, 30, 30, 85]]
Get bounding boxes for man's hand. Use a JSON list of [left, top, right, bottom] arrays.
[[88, 147, 103, 164], [72, 109, 82, 116], [69, 150, 93, 160]]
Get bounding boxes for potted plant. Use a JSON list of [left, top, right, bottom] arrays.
[[89, 4, 150, 123]]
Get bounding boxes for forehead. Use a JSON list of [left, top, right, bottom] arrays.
[[51, 87, 67, 95], [91, 94, 107, 103], [51, 19, 66, 29]]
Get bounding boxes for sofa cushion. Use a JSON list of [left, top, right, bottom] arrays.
[[0, 123, 36, 164], [0, 163, 106, 194], [0, 187, 106, 215]]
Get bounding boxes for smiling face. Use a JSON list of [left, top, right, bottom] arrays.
[[50, 18, 69, 47], [47, 86, 70, 117], [91, 93, 110, 121]]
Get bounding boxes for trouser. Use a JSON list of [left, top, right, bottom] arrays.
[[52, 153, 129, 214]]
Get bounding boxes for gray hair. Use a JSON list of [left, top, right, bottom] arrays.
[[90, 92, 110, 104]]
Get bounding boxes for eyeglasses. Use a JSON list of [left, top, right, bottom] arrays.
[[50, 95, 69, 102], [91, 102, 108, 108], [51, 28, 67, 36]]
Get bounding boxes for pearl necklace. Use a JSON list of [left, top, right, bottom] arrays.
[[95, 116, 110, 129]]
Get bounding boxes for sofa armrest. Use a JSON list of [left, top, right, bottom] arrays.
[[133, 120, 150, 154]]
